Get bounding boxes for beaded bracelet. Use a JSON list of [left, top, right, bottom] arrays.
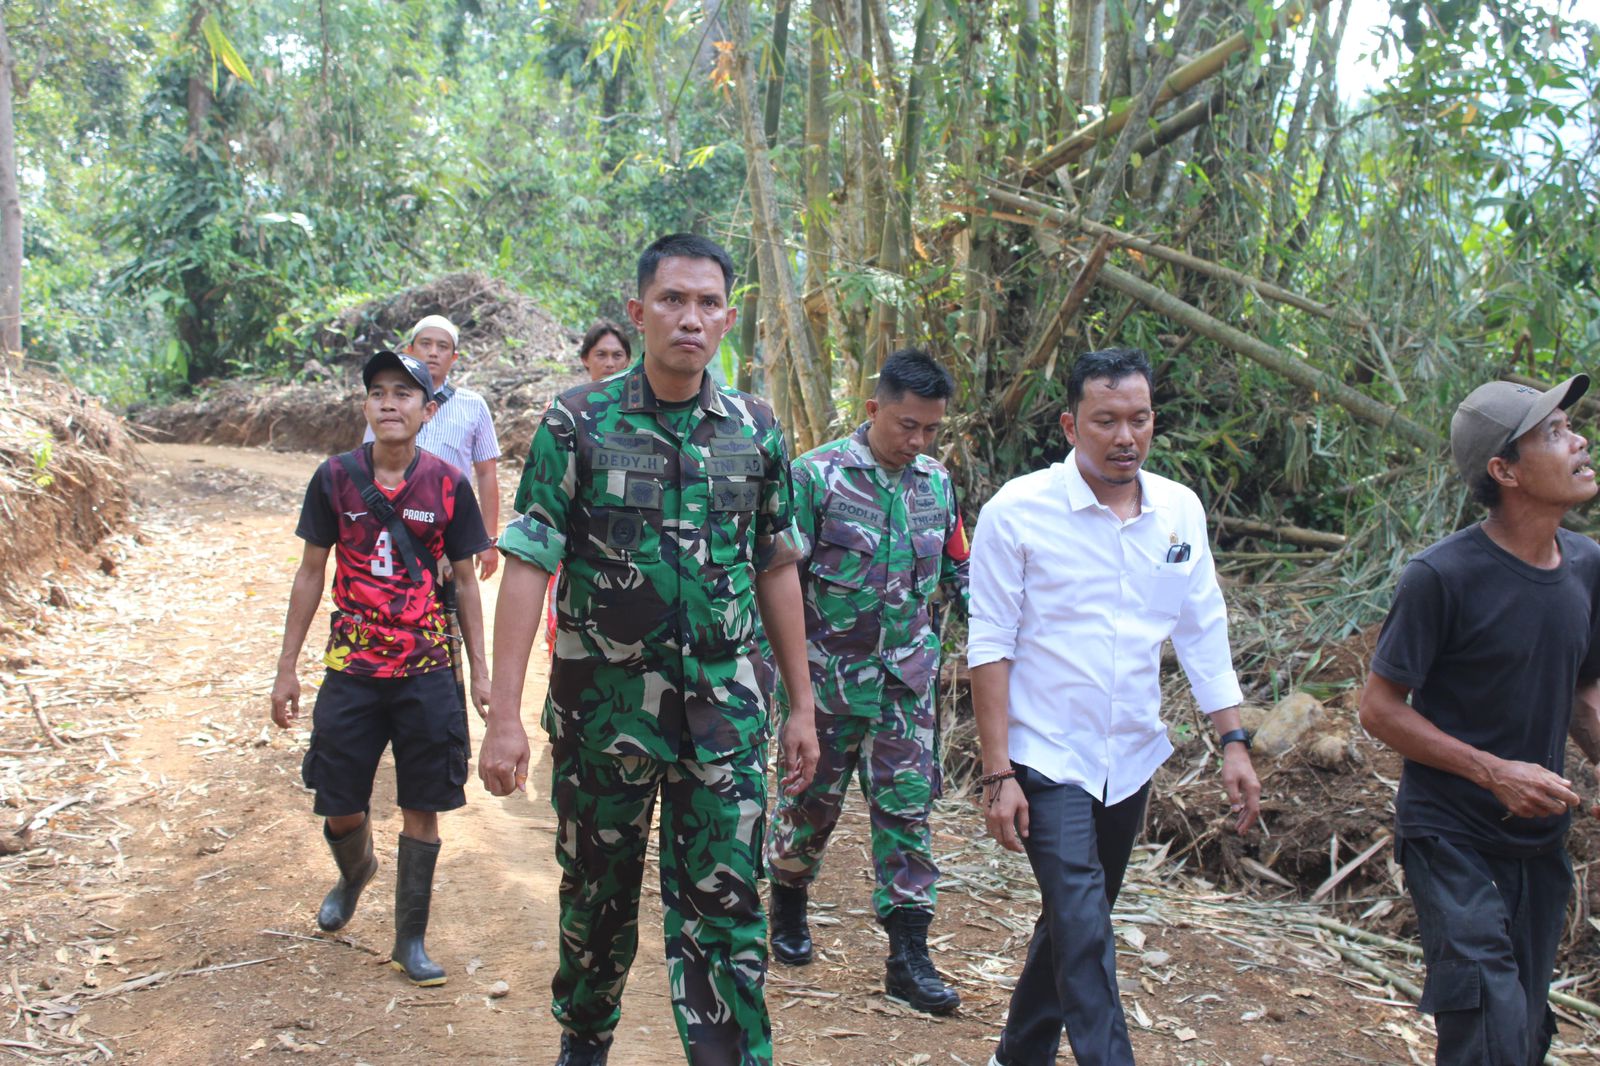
[[977, 768, 1017, 808]]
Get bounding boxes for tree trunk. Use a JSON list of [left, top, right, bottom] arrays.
[[737, 0, 795, 392], [728, 0, 834, 446], [860, 0, 936, 392], [0, 14, 19, 359], [802, 0, 832, 345]]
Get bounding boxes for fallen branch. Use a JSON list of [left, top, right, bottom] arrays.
[[260, 928, 384, 957], [1311, 834, 1390, 902], [83, 955, 283, 1001], [1213, 516, 1347, 550], [1304, 915, 1421, 957], [996, 235, 1112, 422], [23, 684, 67, 750], [21, 795, 84, 834], [1094, 261, 1442, 452]]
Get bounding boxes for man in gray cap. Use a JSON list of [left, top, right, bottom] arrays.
[[1360, 374, 1600, 1065]]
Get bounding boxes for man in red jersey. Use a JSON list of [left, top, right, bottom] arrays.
[[271, 350, 492, 987]]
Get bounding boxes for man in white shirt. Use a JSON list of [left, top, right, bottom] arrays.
[[362, 315, 502, 578], [968, 347, 1261, 1066]]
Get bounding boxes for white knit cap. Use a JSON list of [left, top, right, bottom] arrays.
[[406, 314, 460, 347]]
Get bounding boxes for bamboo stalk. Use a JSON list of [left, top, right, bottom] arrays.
[[1326, 941, 1422, 1000], [1213, 516, 1347, 549], [984, 185, 1368, 329], [995, 235, 1112, 422], [1026, 0, 1330, 180], [1094, 261, 1442, 452]]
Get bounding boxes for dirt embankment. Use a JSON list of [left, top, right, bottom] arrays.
[[0, 366, 138, 639], [128, 273, 593, 464]]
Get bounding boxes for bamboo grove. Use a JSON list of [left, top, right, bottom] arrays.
[[6, 0, 1598, 659]]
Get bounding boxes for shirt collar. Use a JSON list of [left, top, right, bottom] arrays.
[[1059, 450, 1165, 517], [621, 362, 729, 418], [842, 423, 880, 469]]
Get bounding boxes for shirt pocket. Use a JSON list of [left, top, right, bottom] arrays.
[[811, 517, 881, 591], [1138, 558, 1194, 619], [585, 505, 661, 563], [911, 529, 944, 598], [707, 476, 761, 564]]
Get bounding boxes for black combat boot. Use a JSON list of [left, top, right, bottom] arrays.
[[553, 1032, 612, 1066], [769, 882, 813, 965], [317, 816, 379, 932], [389, 835, 446, 986], [883, 908, 960, 1014]]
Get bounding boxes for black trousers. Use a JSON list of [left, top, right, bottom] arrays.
[[1402, 835, 1571, 1066], [995, 765, 1149, 1066]]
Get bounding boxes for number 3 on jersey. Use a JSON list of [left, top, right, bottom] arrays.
[[371, 530, 396, 576]]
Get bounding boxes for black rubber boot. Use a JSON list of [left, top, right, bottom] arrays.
[[553, 1032, 612, 1066], [317, 816, 378, 932], [769, 882, 813, 966], [389, 835, 446, 986], [883, 909, 960, 1014]]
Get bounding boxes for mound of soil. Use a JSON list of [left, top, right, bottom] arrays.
[[315, 271, 578, 367], [0, 365, 137, 631], [130, 274, 594, 462]]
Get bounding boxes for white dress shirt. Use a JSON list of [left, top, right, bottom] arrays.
[[967, 451, 1242, 804]]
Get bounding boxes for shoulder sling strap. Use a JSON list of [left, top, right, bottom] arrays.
[[335, 448, 438, 587]]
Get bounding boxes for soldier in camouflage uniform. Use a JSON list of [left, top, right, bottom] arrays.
[[766, 348, 969, 1015], [477, 234, 820, 1066]]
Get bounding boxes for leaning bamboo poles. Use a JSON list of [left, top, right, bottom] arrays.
[[1024, 0, 1332, 183]]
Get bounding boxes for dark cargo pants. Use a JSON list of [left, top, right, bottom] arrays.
[[1402, 834, 1570, 1066], [550, 743, 771, 1066]]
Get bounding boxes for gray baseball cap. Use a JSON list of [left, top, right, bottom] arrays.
[[1450, 374, 1589, 483]]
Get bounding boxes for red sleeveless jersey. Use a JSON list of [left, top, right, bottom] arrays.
[[295, 446, 492, 678]]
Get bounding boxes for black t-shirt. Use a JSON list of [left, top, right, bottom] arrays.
[[1372, 524, 1600, 855]]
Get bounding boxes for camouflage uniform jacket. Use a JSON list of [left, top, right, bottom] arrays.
[[787, 423, 968, 716], [502, 361, 796, 762]]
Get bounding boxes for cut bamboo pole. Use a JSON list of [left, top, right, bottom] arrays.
[[984, 185, 1368, 329], [995, 234, 1112, 422], [1094, 261, 1442, 452], [1214, 515, 1348, 550], [1025, 0, 1331, 180]]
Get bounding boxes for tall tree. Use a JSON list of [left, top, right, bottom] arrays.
[[0, 13, 19, 359]]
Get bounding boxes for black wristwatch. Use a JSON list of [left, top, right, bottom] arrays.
[[1218, 728, 1252, 751]]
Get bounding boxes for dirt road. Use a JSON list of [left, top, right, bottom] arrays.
[[0, 443, 1519, 1064]]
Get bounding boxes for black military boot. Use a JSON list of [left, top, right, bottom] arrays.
[[389, 835, 446, 986], [883, 909, 960, 1014], [553, 1032, 612, 1066], [769, 882, 813, 965], [317, 816, 379, 932]]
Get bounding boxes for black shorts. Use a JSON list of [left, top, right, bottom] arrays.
[[301, 669, 469, 816]]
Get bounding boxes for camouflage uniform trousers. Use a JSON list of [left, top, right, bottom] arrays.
[[767, 680, 938, 919], [551, 741, 772, 1066]]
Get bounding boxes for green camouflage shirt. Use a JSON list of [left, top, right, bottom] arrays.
[[786, 423, 969, 716], [503, 362, 796, 761]]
